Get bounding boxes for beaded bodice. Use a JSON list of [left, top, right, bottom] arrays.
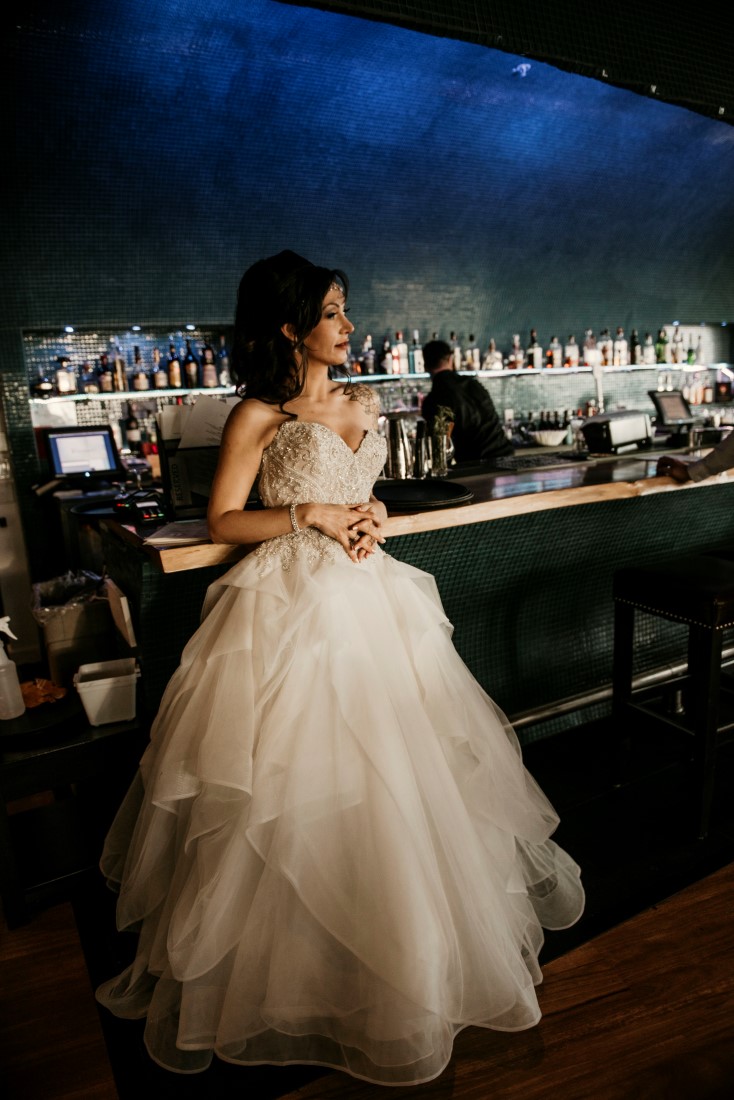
[[252, 420, 387, 574], [258, 420, 386, 506]]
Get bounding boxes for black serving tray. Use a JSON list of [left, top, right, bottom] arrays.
[[374, 478, 474, 511]]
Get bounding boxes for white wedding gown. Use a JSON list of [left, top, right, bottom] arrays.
[[96, 420, 584, 1086]]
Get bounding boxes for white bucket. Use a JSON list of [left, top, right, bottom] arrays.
[[73, 657, 139, 726]]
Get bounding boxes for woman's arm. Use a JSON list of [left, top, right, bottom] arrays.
[[206, 401, 380, 560]]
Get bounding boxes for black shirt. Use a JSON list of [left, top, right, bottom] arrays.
[[421, 371, 513, 462]]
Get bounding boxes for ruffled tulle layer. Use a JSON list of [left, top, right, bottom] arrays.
[[96, 548, 584, 1084]]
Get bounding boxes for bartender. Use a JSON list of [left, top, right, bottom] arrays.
[[657, 427, 734, 482], [420, 340, 513, 463]]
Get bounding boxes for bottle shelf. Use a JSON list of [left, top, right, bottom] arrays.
[[30, 386, 236, 404]]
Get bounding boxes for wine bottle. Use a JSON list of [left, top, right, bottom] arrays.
[[201, 342, 219, 387], [97, 352, 114, 393], [167, 343, 182, 388], [151, 347, 168, 388], [183, 339, 200, 387], [131, 345, 150, 391], [630, 329, 642, 366], [217, 335, 231, 386], [654, 329, 669, 364], [124, 401, 142, 454], [564, 334, 579, 368]]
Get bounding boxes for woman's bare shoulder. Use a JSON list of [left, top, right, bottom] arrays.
[[346, 383, 381, 422], [223, 397, 285, 446]]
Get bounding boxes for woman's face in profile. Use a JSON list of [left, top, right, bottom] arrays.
[[302, 285, 354, 368]]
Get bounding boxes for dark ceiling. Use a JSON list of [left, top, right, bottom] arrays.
[[281, 0, 734, 126]]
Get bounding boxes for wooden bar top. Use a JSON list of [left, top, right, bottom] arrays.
[[103, 448, 732, 574]]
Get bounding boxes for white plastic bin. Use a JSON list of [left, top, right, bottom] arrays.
[[73, 657, 139, 726]]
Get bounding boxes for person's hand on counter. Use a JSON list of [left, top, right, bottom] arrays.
[[656, 455, 693, 482]]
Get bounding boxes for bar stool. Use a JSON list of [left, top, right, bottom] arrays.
[[612, 554, 734, 840]]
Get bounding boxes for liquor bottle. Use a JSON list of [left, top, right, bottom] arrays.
[[131, 346, 150, 391], [547, 335, 562, 369], [613, 327, 628, 367], [464, 334, 480, 369], [564, 334, 579, 367], [79, 361, 100, 394], [32, 363, 55, 398], [654, 328, 669, 363], [97, 352, 114, 392], [54, 356, 76, 394], [217, 334, 232, 386], [598, 328, 613, 366], [380, 338, 393, 373], [151, 347, 168, 388], [643, 332, 656, 364], [201, 342, 219, 387], [583, 330, 598, 367], [686, 336, 696, 365], [448, 331, 461, 369], [183, 339, 200, 387], [508, 334, 524, 369], [630, 329, 643, 366], [482, 338, 503, 370], [112, 343, 128, 391], [409, 330, 424, 373], [392, 331, 409, 374], [670, 326, 685, 364], [123, 402, 142, 455], [361, 335, 375, 375], [167, 343, 182, 388], [695, 334, 704, 364], [527, 329, 542, 370]]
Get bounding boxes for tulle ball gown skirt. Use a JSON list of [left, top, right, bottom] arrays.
[[95, 542, 584, 1086]]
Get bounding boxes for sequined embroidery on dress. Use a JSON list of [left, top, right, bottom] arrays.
[[253, 421, 387, 575]]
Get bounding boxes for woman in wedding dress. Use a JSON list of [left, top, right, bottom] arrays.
[[95, 250, 584, 1086]]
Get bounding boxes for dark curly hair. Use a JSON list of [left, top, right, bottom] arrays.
[[231, 250, 350, 407]]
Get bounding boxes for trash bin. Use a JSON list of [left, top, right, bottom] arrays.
[[32, 571, 116, 687]]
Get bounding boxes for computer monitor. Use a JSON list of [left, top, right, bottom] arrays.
[[647, 390, 695, 433], [40, 425, 126, 486]]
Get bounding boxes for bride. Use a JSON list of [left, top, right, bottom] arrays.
[[95, 249, 584, 1086]]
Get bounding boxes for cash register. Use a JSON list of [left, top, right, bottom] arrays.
[[646, 389, 697, 446]]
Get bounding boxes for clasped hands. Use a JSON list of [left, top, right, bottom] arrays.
[[310, 501, 386, 562], [347, 503, 387, 562]]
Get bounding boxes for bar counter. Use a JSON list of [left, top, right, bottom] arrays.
[[115, 449, 727, 574], [100, 448, 734, 742]]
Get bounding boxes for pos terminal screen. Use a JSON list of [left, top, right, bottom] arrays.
[[43, 426, 125, 482], [648, 390, 694, 427]]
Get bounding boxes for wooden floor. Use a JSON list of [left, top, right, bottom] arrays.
[[280, 862, 734, 1100], [2, 863, 733, 1100], [0, 899, 118, 1100]]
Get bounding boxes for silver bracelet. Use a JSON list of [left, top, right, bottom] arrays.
[[289, 503, 301, 534]]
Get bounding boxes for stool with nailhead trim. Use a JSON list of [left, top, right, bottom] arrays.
[[612, 554, 734, 840]]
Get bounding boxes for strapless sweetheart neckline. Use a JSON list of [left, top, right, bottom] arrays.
[[273, 418, 377, 457]]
